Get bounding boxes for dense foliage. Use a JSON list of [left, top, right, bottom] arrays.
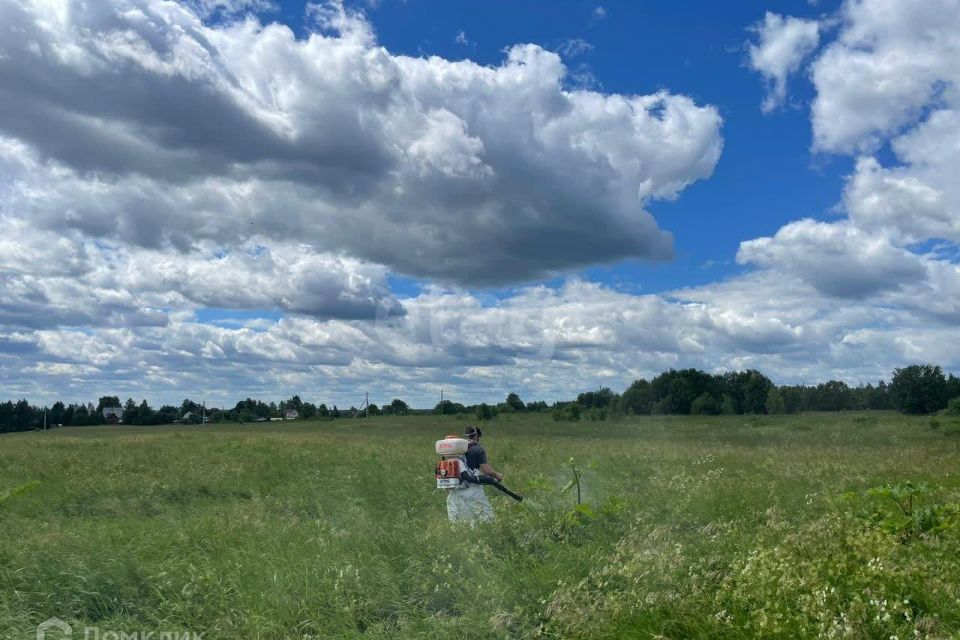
[[890, 364, 950, 415], [3, 365, 959, 433]]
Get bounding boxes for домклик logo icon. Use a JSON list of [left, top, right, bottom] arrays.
[[37, 617, 72, 640]]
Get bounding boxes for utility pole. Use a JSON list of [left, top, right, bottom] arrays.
[[43, 409, 47, 432], [365, 392, 369, 418], [440, 388, 444, 416], [202, 401, 206, 425]]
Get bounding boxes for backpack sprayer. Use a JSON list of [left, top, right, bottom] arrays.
[[435, 435, 523, 501]]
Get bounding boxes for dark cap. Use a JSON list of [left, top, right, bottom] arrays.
[[465, 425, 482, 439]]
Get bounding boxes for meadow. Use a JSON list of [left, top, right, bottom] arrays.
[[1, 412, 959, 639]]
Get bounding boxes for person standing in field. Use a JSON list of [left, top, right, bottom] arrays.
[[447, 426, 503, 524]]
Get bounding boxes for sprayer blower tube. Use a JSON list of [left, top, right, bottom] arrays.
[[461, 472, 523, 501]]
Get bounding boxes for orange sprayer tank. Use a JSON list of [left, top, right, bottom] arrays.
[[435, 458, 462, 489]]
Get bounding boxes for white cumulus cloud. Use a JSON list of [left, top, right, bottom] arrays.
[[810, 0, 960, 154], [737, 219, 927, 298], [0, 0, 723, 286], [747, 12, 820, 112]]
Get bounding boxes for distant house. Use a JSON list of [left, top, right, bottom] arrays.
[[102, 407, 124, 423], [284, 409, 299, 420]]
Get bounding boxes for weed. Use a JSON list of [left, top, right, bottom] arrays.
[[0, 480, 39, 510], [863, 481, 958, 540], [560, 457, 583, 505], [852, 415, 878, 427]]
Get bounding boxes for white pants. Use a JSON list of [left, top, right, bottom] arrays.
[[446, 484, 493, 524]]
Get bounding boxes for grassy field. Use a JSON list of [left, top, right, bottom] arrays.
[[2, 412, 959, 639]]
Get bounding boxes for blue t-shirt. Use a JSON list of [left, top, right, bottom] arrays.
[[465, 442, 487, 471]]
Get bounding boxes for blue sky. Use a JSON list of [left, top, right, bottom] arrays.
[[0, 0, 958, 407]]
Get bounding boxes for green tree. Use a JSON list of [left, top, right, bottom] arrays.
[[12, 400, 35, 431], [869, 380, 892, 410], [505, 392, 525, 412], [765, 387, 785, 415], [651, 369, 719, 414], [123, 398, 137, 423], [621, 379, 653, 415], [577, 388, 618, 410], [691, 393, 721, 415], [49, 401, 65, 426], [719, 370, 774, 414], [73, 403, 90, 426], [157, 405, 179, 424], [780, 386, 807, 413], [134, 399, 156, 425], [946, 374, 960, 402], [97, 396, 120, 412], [475, 403, 494, 421], [814, 380, 852, 411], [389, 399, 408, 415], [434, 400, 465, 415], [550, 402, 581, 422], [891, 364, 948, 414], [720, 393, 737, 415]]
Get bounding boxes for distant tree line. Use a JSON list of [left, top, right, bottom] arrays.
[[2, 364, 958, 433], [430, 393, 550, 422], [0, 394, 414, 433], [540, 365, 958, 422]]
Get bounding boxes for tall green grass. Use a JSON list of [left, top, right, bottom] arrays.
[[1, 413, 959, 638]]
